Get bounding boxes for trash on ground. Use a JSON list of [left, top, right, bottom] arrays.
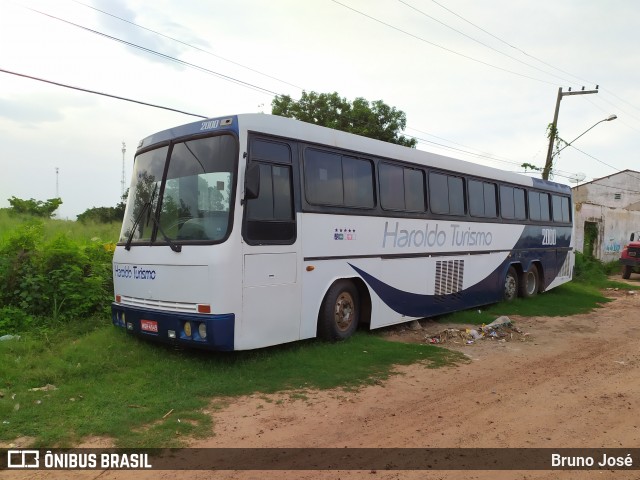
[[485, 316, 512, 329], [425, 316, 531, 346], [0, 335, 20, 341], [28, 384, 57, 392]]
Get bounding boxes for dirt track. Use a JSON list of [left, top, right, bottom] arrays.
[[4, 279, 640, 480]]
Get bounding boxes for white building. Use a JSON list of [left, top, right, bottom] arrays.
[[572, 169, 640, 262]]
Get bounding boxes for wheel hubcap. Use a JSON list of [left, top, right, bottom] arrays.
[[525, 272, 536, 295], [334, 292, 354, 331], [505, 276, 516, 299]]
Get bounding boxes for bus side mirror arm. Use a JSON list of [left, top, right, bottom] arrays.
[[243, 163, 260, 204]]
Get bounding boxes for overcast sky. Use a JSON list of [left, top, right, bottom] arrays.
[[1, 0, 638, 219]]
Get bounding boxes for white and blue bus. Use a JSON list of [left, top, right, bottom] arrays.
[[112, 114, 573, 351]]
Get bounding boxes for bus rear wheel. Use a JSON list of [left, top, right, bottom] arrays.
[[318, 280, 360, 341], [519, 265, 540, 298], [503, 266, 518, 302]]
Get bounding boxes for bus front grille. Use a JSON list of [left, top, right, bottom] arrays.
[[118, 295, 198, 313]]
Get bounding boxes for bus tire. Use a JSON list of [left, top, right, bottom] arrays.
[[318, 280, 360, 342], [503, 266, 518, 302], [519, 265, 540, 298], [622, 265, 632, 279]]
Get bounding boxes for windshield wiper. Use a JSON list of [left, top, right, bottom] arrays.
[[124, 184, 157, 251], [123, 184, 181, 253], [147, 209, 182, 253]]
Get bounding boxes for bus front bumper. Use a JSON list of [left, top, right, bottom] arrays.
[[111, 303, 235, 351]]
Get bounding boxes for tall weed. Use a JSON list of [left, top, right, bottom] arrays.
[[0, 220, 114, 334]]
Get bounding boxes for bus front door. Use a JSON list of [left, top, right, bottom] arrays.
[[240, 138, 301, 349]]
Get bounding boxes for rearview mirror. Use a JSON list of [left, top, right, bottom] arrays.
[[244, 163, 260, 200], [631, 233, 636, 242]]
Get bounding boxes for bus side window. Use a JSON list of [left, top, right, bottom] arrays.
[[551, 194, 571, 223], [500, 185, 526, 220], [244, 163, 295, 244], [429, 172, 465, 215], [380, 163, 425, 212], [244, 138, 295, 245]]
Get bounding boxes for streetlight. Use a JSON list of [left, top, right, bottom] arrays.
[[543, 114, 617, 179], [552, 114, 617, 159]]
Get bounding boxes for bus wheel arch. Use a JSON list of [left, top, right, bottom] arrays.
[[352, 277, 372, 327], [520, 262, 541, 298], [503, 265, 519, 302], [317, 278, 361, 341]]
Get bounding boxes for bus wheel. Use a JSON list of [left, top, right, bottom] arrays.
[[318, 280, 360, 341], [519, 265, 539, 298], [503, 266, 518, 301], [622, 265, 632, 279]]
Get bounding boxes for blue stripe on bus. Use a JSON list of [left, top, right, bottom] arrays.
[[349, 239, 570, 318], [348, 262, 504, 318]]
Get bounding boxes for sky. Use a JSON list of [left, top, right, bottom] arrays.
[[0, 0, 638, 220]]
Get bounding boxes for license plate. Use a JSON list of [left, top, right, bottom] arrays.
[[140, 320, 158, 333], [630, 252, 637, 257]]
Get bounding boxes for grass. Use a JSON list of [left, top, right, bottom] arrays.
[[439, 281, 615, 325], [0, 320, 463, 448], [0, 209, 120, 244]]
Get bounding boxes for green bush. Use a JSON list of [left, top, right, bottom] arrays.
[[574, 251, 625, 287], [0, 306, 33, 334], [0, 221, 114, 334], [573, 251, 607, 284]]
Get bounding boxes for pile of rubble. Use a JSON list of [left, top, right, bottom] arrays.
[[425, 316, 530, 345]]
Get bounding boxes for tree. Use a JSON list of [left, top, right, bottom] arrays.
[[272, 91, 417, 148], [76, 190, 127, 224], [76, 206, 122, 224], [8, 196, 62, 218]]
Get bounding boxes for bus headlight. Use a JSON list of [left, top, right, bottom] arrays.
[[198, 322, 207, 339], [183, 321, 192, 337]]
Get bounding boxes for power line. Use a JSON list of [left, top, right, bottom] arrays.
[[428, 0, 595, 87], [329, 0, 558, 86], [0, 67, 208, 118], [409, 134, 551, 174], [427, 0, 640, 120], [398, 0, 572, 85], [71, 0, 304, 92], [566, 144, 640, 183], [406, 125, 585, 179], [23, 5, 280, 97]]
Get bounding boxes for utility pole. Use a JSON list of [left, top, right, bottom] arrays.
[[55, 167, 59, 198], [121, 141, 126, 197], [542, 86, 599, 180]]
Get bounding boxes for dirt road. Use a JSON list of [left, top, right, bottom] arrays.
[[4, 281, 640, 480]]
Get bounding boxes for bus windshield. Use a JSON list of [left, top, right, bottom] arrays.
[[119, 134, 237, 245]]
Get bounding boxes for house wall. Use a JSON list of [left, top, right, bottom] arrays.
[[574, 203, 640, 262], [572, 171, 640, 262]]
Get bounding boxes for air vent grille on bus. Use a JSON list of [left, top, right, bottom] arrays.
[[434, 260, 465, 296]]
